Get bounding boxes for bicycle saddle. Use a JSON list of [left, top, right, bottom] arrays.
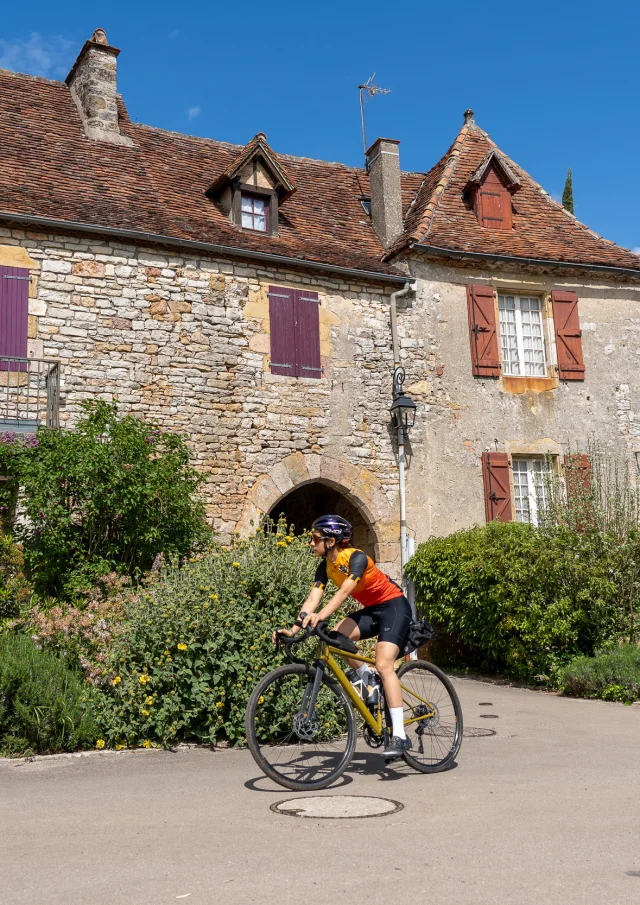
[[319, 627, 358, 654]]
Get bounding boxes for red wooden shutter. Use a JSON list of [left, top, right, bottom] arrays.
[[467, 284, 500, 378], [268, 286, 296, 376], [0, 266, 29, 373], [294, 290, 322, 379], [552, 291, 585, 381], [564, 454, 591, 497], [475, 167, 512, 230], [482, 452, 513, 522]]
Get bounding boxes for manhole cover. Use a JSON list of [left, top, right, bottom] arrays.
[[465, 726, 497, 737], [271, 796, 403, 819], [479, 702, 493, 706], [479, 714, 499, 719]]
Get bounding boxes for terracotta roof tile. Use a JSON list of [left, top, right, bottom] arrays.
[[387, 120, 640, 273], [0, 69, 422, 278]]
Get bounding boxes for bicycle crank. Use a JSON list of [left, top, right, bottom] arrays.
[[362, 725, 384, 748]]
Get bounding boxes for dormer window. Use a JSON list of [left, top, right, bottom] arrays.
[[241, 193, 268, 232], [466, 150, 520, 231], [206, 132, 296, 240]]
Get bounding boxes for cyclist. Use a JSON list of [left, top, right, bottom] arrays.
[[275, 514, 412, 760]]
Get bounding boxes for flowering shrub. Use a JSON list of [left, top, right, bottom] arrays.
[[0, 400, 209, 597], [560, 644, 640, 703], [93, 521, 337, 749]]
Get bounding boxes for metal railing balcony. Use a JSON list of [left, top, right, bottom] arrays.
[[0, 357, 60, 434]]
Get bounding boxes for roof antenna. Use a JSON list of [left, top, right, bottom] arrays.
[[358, 74, 390, 166]]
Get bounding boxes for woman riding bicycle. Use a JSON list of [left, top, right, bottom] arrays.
[[276, 514, 412, 760]]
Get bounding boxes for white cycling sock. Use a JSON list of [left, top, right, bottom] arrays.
[[355, 664, 370, 679], [389, 707, 406, 739]]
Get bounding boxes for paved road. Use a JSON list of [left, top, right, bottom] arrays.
[[1, 678, 639, 905]]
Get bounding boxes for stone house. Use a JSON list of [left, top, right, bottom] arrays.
[[1, 29, 639, 575]]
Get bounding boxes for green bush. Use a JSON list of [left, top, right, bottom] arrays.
[[560, 644, 640, 703], [0, 634, 98, 755], [0, 401, 209, 597], [0, 533, 31, 624], [93, 521, 334, 749], [405, 521, 619, 680]]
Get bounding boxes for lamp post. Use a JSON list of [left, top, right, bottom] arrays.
[[389, 365, 417, 585]]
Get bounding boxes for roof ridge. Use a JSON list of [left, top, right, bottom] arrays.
[[412, 122, 471, 245], [0, 68, 65, 86]]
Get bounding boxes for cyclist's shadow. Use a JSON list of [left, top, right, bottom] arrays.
[[244, 750, 430, 793]]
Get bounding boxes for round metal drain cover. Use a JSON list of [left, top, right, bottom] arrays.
[[272, 796, 403, 819]]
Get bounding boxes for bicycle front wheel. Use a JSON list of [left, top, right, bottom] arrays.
[[245, 663, 357, 791], [396, 660, 463, 773]]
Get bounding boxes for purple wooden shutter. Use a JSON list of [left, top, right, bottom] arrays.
[[294, 290, 322, 379], [0, 266, 29, 372], [268, 286, 296, 376]]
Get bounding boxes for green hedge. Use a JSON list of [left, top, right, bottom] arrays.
[[405, 521, 621, 680], [92, 523, 330, 749], [0, 634, 98, 756], [560, 645, 640, 703]]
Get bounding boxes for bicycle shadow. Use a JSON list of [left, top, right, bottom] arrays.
[[244, 750, 457, 793]]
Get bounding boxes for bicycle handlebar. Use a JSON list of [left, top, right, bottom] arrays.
[[275, 621, 333, 663]]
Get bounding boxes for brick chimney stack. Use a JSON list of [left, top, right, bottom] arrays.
[[365, 138, 403, 249], [65, 29, 132, 146]]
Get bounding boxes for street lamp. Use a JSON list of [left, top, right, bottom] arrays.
[[389, 366, 417, 612]]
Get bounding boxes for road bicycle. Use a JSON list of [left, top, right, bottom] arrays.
[[245, 621, 463, 791]]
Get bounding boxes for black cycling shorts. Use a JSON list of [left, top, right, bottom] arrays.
[[348, 595, 412, 650]]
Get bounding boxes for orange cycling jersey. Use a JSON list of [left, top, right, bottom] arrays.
[[314, 547, 401, 608]]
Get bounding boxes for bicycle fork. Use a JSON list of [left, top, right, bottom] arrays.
[[295, 662, 326, 736]]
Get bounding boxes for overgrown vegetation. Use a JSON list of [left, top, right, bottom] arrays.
[[560, 644, 640, 703], [0, 533, 31, 624], [88, 522, 326, 749], [0, 401, 209, 597], [406, 446, 640, 684], [0, 634, 98, 756]]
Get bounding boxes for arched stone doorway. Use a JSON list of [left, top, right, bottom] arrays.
[[268, 481, 376, 558], [235, 452, 399, 572]]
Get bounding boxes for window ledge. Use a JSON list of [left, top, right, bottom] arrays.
[[501, 375, 558, 394]]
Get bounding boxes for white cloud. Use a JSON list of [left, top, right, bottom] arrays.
[[187, 106, 201, 120], [168, 30, 180, 38], [0, 32, 75, 79]]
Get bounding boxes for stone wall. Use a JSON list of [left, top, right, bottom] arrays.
[[0, 227, 423, 572], [403, 257, 640, 540]]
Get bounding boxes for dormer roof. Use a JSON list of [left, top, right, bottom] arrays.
[[466, 148, 520, 193], [207, 132, 297, 201]]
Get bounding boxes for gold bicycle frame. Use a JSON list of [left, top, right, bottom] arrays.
[[319, 642, 437, 735]]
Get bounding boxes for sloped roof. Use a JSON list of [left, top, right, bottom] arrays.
[[387, 116, 640, 273], [0, 69, 423, 279]]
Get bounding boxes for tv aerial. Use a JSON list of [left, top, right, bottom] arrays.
[[358, 73, 390, 165]]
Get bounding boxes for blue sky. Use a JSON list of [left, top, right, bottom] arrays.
[[1, 0, 638, 253]]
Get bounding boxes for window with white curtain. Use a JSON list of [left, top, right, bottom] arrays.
[[512, 457, 552, 524], [498, 294, 546, 376]]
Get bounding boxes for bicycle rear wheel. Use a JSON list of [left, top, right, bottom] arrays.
[[396, 660, 463, 773], [245, 663, 357, 791]]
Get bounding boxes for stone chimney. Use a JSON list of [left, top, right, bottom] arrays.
[[365, 138, 403, 249], [65, 29, 133, 145]]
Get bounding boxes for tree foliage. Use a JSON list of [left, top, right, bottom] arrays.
[[562, 167, 574, 214], [0, 401, 209, 597]]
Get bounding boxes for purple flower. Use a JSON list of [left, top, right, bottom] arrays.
[[25, 434, 39, 448], [0, 431, 16, 444]]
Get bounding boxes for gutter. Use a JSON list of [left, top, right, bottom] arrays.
[[410, 243, 640, 281], [389, 281, 414, 366], [0, 210, 411, 286]]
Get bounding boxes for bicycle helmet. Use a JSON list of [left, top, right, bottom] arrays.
[[311, 514, 352, 546]]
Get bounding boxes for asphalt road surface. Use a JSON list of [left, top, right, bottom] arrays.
[[1, 677, 639, 905]]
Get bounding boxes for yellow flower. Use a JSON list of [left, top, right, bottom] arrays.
[[285, 536, 294, 542], [216, 701, 224, 709], [210, 593, 218, 600], [276, 541, 287, 548], [96, 739, 105, 749], [145, 696, 154, 706], [258, 696, 265, 705], [139, 675, 150, 685], [141, 709, 150, 717], [142, 740, 152, 748], [115, 744, 126, 751], [177, 643, 187, 651], [163, 650, 170, 656], [112, 676, 121, 686], [232, 562, 240, 568]]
